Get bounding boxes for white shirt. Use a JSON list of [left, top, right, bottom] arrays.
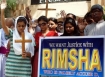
[[0, 28, 9, 48], [84, 20, 105, 36]]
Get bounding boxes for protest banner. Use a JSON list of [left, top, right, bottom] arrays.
[[38, 36, 105, 77]]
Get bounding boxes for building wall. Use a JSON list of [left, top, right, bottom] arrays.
[[91, 0, 105, 6], [15, 0, 91, 19]]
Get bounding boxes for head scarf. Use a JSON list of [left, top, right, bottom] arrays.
[[13, 16, 35, 57]]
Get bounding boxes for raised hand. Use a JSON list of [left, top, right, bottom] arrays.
[[25, 7, 32, 20], [26, 7, 31, 15], [1, 0, 10, 35], [60, 10, 66, 19], [77, 17, 86, 31], [1, 0, 7, 10]]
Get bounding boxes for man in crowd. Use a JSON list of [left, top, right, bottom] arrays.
[[84, 4, 105, 35]]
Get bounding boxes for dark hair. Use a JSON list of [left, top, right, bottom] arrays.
[[58, 21, 63, 23], [66, 13, 76, 20], [62, 17, 79, 36], [84, 12, 92, 19], [84, 12, 93, 24], [38, 16, 48, 23], [17, 17, 27, 25], [48, 17, 58, 24], [90, 4, 103, 13]]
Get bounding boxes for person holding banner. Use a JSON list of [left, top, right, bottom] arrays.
[[1, 0, 35, 77], [32, 16, 58, 77], [61, 17, 80, 36]]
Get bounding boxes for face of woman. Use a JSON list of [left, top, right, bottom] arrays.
[[65, 23, 74, 34], [38, 20, 48, 31], [48, 20, 57, 30], [17, 21, 26, 34]]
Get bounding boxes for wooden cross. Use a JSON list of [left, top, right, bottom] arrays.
[[15, 32, 32, 58], [38, 0, 56, 17]]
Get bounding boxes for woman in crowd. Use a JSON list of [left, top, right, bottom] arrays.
[[1, 1, 35, 76], [32, 16, 58, 77], [61, 17, 80, 36], [48, 17, 58, 32]]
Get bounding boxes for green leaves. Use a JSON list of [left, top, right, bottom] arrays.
[[102, 6, 105, 20], [6, 0, 17, 10], [0, 0, 17, 17]]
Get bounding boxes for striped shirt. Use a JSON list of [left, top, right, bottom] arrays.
[[5, 30, 32, 77]]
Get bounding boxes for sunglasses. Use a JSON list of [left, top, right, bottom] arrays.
[[39, 23, 47, 26]]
